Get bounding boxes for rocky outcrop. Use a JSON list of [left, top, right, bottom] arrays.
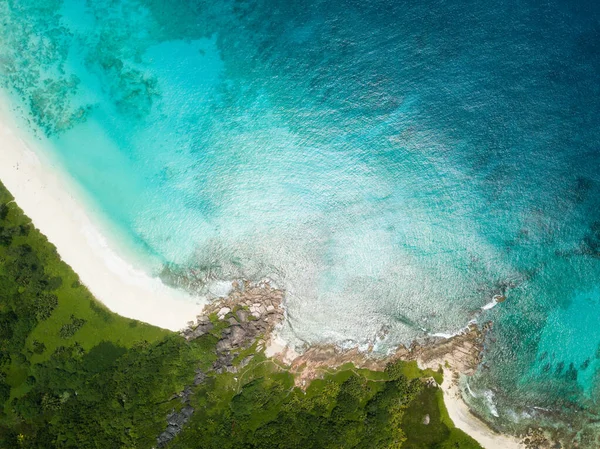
[[209, 282, 284, 373], [187, 279, 285, 374], [282, 323, 488, 387], [157, 280, 286, 447], [410, 323, 490, 375], [156, 406, 194, 448], [182, 279, 285, 344]]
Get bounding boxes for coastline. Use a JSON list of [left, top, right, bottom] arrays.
[[264, 322, 526, 449], [0, 99, 204, 331], [441, 375, 523, 449], [0, 96, 525, 448]]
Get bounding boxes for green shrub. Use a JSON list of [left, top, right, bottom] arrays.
[[59, 315, 86, 338]]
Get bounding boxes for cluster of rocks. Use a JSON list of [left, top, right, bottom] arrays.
[[210, 281, 285, 374], [156, 406, 194, 448], [182, 279, 285, 344], [157, 280, 286, 448], [284, 323, 489, 387], [521, 428, 560, 449], [409, 322, 490, 375]]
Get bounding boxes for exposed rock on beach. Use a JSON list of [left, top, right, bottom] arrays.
[[183, 279, 285, 348]]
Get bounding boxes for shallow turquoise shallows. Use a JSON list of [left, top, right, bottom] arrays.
[[2, 0, 600, 438]]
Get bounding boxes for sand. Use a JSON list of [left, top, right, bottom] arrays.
[[265, 333, 301, 365], [0, 100, 204, 331], [442, 373, 524, 449]]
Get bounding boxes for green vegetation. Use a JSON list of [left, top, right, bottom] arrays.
[[0, 180, 481, 449], [173, 358, 419, 449], [401, 386, 481, 449]]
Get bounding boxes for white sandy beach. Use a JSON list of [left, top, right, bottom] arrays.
[[442, 374, 524, 449], [0, 100, 204, 331]]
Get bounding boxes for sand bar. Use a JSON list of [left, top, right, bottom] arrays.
[[0, 100, 204, 331]]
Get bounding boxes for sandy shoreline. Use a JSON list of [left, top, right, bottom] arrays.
[[0, 100, 204, 331], [441, 374, 523, 449]]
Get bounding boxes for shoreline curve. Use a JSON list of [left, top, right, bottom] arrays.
[[0, 99, 204, 331]]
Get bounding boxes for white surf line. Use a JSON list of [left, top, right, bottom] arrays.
[[442, 373, 524, 449]]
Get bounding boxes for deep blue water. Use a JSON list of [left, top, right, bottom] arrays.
[[1, 0, 600, 441]]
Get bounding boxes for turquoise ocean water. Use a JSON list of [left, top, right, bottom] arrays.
[[2, 0, 600, 442]]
